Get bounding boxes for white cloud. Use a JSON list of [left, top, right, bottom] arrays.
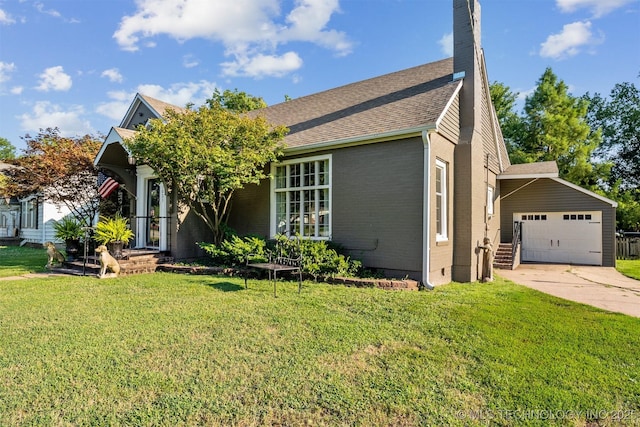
[[222, 51, 303, 78], [101, 68, 124, 83], [438, 32, 453, 57], [96, 90, 134, 121], [0, 62, 16, 82], [539, 21, 602, 59], [0, 8, 16, 24], [182, 54, 199, 68], [34, 2, 61, 18], [10, 86, 23, 95], [19, 101, 94, 136], [96, 80, 218, 121], [137, 80, 218, 107], [113, 0, 351, 78], [556, 0, 635, 18], [36, 66, 72, 91]]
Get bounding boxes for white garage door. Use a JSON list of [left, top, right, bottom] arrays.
[[515, 212, 602, 265]]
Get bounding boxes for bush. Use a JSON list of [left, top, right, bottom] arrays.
[[199, 235, 267, 267], [199, 234, 362, 279]]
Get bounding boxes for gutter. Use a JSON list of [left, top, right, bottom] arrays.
[[422, 128, 436, 290]]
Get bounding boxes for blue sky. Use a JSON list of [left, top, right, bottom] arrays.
[[1, 0, 638, 152]]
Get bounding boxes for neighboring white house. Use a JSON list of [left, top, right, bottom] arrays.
[[17, 194, 73, 245]]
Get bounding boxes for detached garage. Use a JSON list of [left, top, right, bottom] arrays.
[[499, 162, 617, 267]]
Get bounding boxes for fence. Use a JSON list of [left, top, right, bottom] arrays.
[[617, 237, 640, 260]]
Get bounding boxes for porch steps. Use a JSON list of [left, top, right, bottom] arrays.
[[58, 251, 174, 276], [494, 243, 514, 270]]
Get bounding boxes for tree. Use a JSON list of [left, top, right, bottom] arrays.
[[125, 103, 288, 244], [5, 128, 102, 226], [206, 88, 267, 113], [510, 68, 608, 190], [0, 137, 16, 160], [584, 81, 640, 191], [489, 81, 524, 157]]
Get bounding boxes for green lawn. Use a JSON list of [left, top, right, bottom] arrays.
[[617, 259, 640, 280], [1, 266, 638, 426], [0, 245, 47, 277]]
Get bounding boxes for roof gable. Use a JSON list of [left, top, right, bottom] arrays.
[[119, 93, 185, 130]]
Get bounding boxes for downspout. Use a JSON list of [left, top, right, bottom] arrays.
[[422, 129, 435, 290]]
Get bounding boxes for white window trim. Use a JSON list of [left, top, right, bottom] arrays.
[[435, 159, 448, 242], [487, 185, 495, 216], [135, 165, 168, 251], [20, 196, 38, 230], [270, 154, 332, 240]]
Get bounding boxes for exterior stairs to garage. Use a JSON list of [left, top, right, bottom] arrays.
[[494, 243, 515, 270]]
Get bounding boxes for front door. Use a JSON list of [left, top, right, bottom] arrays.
[[136, 166, 168, 251], [146, 179, 160, 247]]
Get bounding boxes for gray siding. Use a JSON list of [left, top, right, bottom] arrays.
[[500, 178, 616, 267], [331, 138, 424, 279], [438, 94, 460, 143], [228, 180, 271, 238]]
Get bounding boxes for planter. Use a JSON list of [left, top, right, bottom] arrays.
[[65, 239, 81, 261], [107, 241, 125, 259]]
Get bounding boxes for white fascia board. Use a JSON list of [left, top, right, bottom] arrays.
[[551, 177, 618, 207], [93, 127, 132, 166], [434, 79, 463, 129], [119, 94, 143, 128], [497, 172, 558, 180], [284, 124, 438, 156]]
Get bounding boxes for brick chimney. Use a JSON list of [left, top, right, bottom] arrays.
[[454, 0, 482, 138], [452, 0, 486, 283]]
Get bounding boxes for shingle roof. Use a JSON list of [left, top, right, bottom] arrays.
[[139, 94, 186, 118], [252, 58, 459, 148], [113, 127, 136, 140], [499, 161, 559, 179]]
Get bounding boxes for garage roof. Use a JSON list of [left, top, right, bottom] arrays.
[[497, 161, 558, 180]]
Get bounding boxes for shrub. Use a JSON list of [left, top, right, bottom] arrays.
[[199, 235, 267, 267], [200, 234, 362, 279], [273, 234, 362, 280]]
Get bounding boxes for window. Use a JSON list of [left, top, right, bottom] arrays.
[[21, 198, 38, 229], [435, 159, 448, 241], [273, 155, 331, 239], [487, 186, 494, 216]]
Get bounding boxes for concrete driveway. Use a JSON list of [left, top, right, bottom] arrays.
[[497, 264, 640, 318]]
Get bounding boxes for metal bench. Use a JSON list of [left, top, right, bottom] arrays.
[[244, 238, 302, 297]]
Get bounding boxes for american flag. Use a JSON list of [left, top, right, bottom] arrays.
[[97, 171, 120, 199]]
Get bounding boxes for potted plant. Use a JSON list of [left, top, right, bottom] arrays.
[[53, 216, 84, 261], [94, 214, 135, 259]]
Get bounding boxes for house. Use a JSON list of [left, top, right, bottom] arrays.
[[0, 162, 20, 241], [93, 0, 616, 286]]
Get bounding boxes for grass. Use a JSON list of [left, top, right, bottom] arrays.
[[617, 259, 640, 280], [0, 267, 639, 426], [0, 245, 47, 277]]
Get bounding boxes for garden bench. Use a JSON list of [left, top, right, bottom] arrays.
[[244, 238, 302, 297]]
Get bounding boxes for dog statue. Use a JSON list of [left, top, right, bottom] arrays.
[[44, 241, 65, 268], [95, 245, 121, 278]]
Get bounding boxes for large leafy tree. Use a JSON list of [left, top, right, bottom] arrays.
[[489, 81, 524, 157], [206, 88, 267, 113], [5, 128, 102, 226], [584, 81, 640, 190], [505, 68, 608, 190], [584, 79, 640, 230], [125, 100, 287, 244], [0, 137, 16, 160]]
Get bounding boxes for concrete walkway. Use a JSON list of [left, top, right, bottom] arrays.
[[498, 264, 640, 318]]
